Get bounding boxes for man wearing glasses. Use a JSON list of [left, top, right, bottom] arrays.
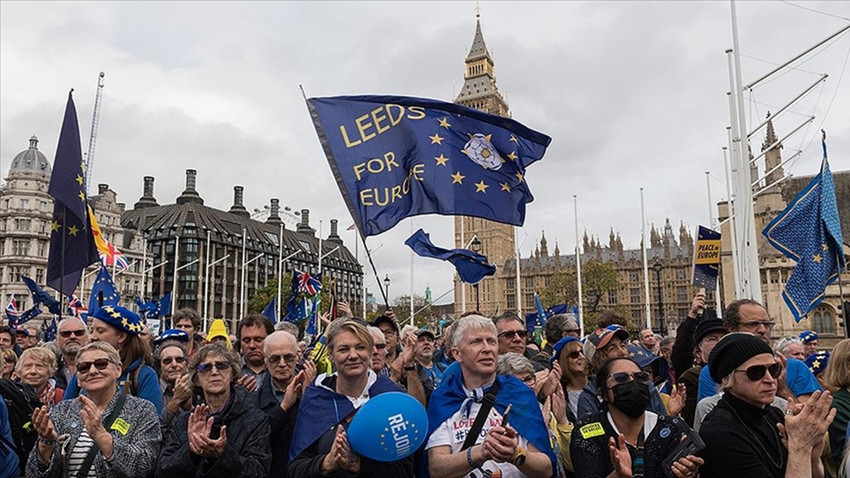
[[255, 331, 315, 475], [494, 312, 548, 372], [52, 318, 89, 393]]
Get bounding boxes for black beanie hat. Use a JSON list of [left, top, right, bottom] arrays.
[[708, 332, 773, 383], [694, 318, 726, 344]]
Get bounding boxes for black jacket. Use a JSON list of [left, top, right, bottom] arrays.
[[253, 372, 299, 476], [158, 385, 272, 478], [671, 315, 699, 379]]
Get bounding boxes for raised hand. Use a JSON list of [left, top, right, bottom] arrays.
[[608, 433, 632, 478], [551, 386, 570, 426], [236, 373, 258, 393], [31, 405, 57, 441], [667, 383, 686, 416], [338, 300, 352, 318]]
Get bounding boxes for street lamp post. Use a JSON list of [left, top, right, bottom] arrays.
[[383, 275, 391, 308], [471, 237, 482, 312], [652, 261, 664, 334]]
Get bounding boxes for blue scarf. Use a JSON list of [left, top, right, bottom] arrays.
[[288, 374, 402, 462], [423, 362, 557, 477]]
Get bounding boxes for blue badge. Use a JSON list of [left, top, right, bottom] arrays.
[[659, 427, 671, 438], [70, 422, 78, 429]]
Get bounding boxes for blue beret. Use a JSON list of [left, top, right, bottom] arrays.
[[551, 336, 580, 366], [805, 350, 830, 375], [799, 330, 819, 344], [154, 329, 189, 345], [91, 305, 143, 335]]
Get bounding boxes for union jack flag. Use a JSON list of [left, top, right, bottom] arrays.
[[296, 271, 322, 296], [5, 296, 20, 323], [67, 294, 88, 318]]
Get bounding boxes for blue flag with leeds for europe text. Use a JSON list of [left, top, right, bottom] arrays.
[[762, 131, 844, 322], [307, 96, 551, 237]]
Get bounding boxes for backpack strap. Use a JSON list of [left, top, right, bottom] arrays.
[[461, 380, 501, 451], [121, 367, 141, 397], [77, 392, 126, 477]]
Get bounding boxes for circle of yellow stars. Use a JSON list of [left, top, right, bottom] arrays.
[[429, 117, 523, 195], [100, 305, 143, 333]]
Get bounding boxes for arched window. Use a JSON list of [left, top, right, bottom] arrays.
[[813, 307, 835, 334]]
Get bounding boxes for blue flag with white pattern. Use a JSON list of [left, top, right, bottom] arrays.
[[763, 131, 845, 322], [307, 95, 551, 237], [88, 266, 120, 315]]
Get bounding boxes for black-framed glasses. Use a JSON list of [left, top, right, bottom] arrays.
[[161, 356, 186, 366], [521, 374, 537, 385], [498, 330, 528, 340], [197, 361, 230, 374], [268, 354, 297, 365], [608, 371, 650, 385], [739, 320, 776, 330], [59, 330, 86, 338], [734, 363, 782, 381], [380, 328, 397, 337], [77, 358, 113, 374]]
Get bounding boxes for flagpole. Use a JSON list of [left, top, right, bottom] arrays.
[[574, 195, 583, 336], [59, 207, 65, 322], [706, 172, 723, 314], [723, 138, 741, 296], [203, 229, 211, 332], [277, 223, 283, 325], [460, 217, 466, 313], [239, 227, 246, 322], [641, 189, 651, 330], [171, 235, 179, 325], [141, 236, 147, 300]]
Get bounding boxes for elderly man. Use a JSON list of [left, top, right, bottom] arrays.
[[800, 330, 819, 358], [53, 318, 89, 392], [697, 299, 822, 404], [775, 337, 806, 361], [426, 314, 555, 478], [541, 313, 580, 355], [494, 312, 548, 372], [254, 330, 314, 475], [15, 328, 33, 351], [373, 314, 401, 369], [367, 326, 389, 374]]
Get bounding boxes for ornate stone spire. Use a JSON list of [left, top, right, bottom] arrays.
[[454, 7, 509, 117], [762, 113, 785, 186]]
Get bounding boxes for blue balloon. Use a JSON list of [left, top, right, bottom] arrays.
[[347, 392, 429, 462]]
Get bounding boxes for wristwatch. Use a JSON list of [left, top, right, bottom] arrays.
[[511, 446, 527, 466]]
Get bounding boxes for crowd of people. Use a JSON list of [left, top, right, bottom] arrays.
[[0, 292, 848, 477]]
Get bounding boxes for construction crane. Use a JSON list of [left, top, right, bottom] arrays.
[[84, 71, 105, 195]]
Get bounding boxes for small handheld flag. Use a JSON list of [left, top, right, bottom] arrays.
[[405, 228, 496, 284]]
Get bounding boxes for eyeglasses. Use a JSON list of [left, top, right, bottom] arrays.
[[59, 330, 86, 338], [161, 356, 186, 366], [197, 361, 230, 374], [734, 363, 782, 381], [739, 320, 776, 330], [498, 330, 528, 340], [521, 374, 537, 385], [375, 343, 387, 350], [77, 358, 114, 374], [268, 354, 297, 365], [608, 371, 650, 385], [380, 329, 397, 337], [567, 350, 584, 359]]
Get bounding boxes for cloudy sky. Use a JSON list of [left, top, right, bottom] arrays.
[[2, 1, 848, 306]]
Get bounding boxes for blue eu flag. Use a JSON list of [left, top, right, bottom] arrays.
[[88, 266, 120, 315], [763, 133, 845, 322], [47, 92, 99, 295], [21, 276, 62, 315], [156, 292, 173, 318], [262, 296, 278, 324], [405, 228, 496, 284], [307, 95, 551, 236]]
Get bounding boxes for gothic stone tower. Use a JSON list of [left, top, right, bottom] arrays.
[[453, 14, 517, 316]]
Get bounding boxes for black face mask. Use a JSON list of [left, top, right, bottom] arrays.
[[610, 380, 651, 418]]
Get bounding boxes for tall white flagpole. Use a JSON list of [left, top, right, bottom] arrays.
[[706, 172, 723, 314], [277, 223, 283, 324], [318, 220, 323, 336], [141, 236, 147, 299], [641, 189, 652, 330], [574, 195, 584, 335], [460, 218, 466, 313], [171, 235, 179, 319], [515, 226, 522, 318], [239, 227, 246, 321], [203, 230, 211, 331]]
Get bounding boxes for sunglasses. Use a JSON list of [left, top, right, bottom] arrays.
[[734, 363, 782, 381], [59, 330, 86, 338], [498, 330, 528, 340], [197, 361, 230, 374], [609, 371, 650, 385], [567, 350, 584, 359], [375, 343, 387, 350], [268, 354, 297, 365], [161, 356, 186, 366], [77, 358, 113, 374]]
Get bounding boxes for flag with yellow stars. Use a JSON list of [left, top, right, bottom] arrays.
[[46, 91, 99, 295], [763, 131, 845, 322], [87, 265, 121, 315], [307, 95, 551, 236]]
